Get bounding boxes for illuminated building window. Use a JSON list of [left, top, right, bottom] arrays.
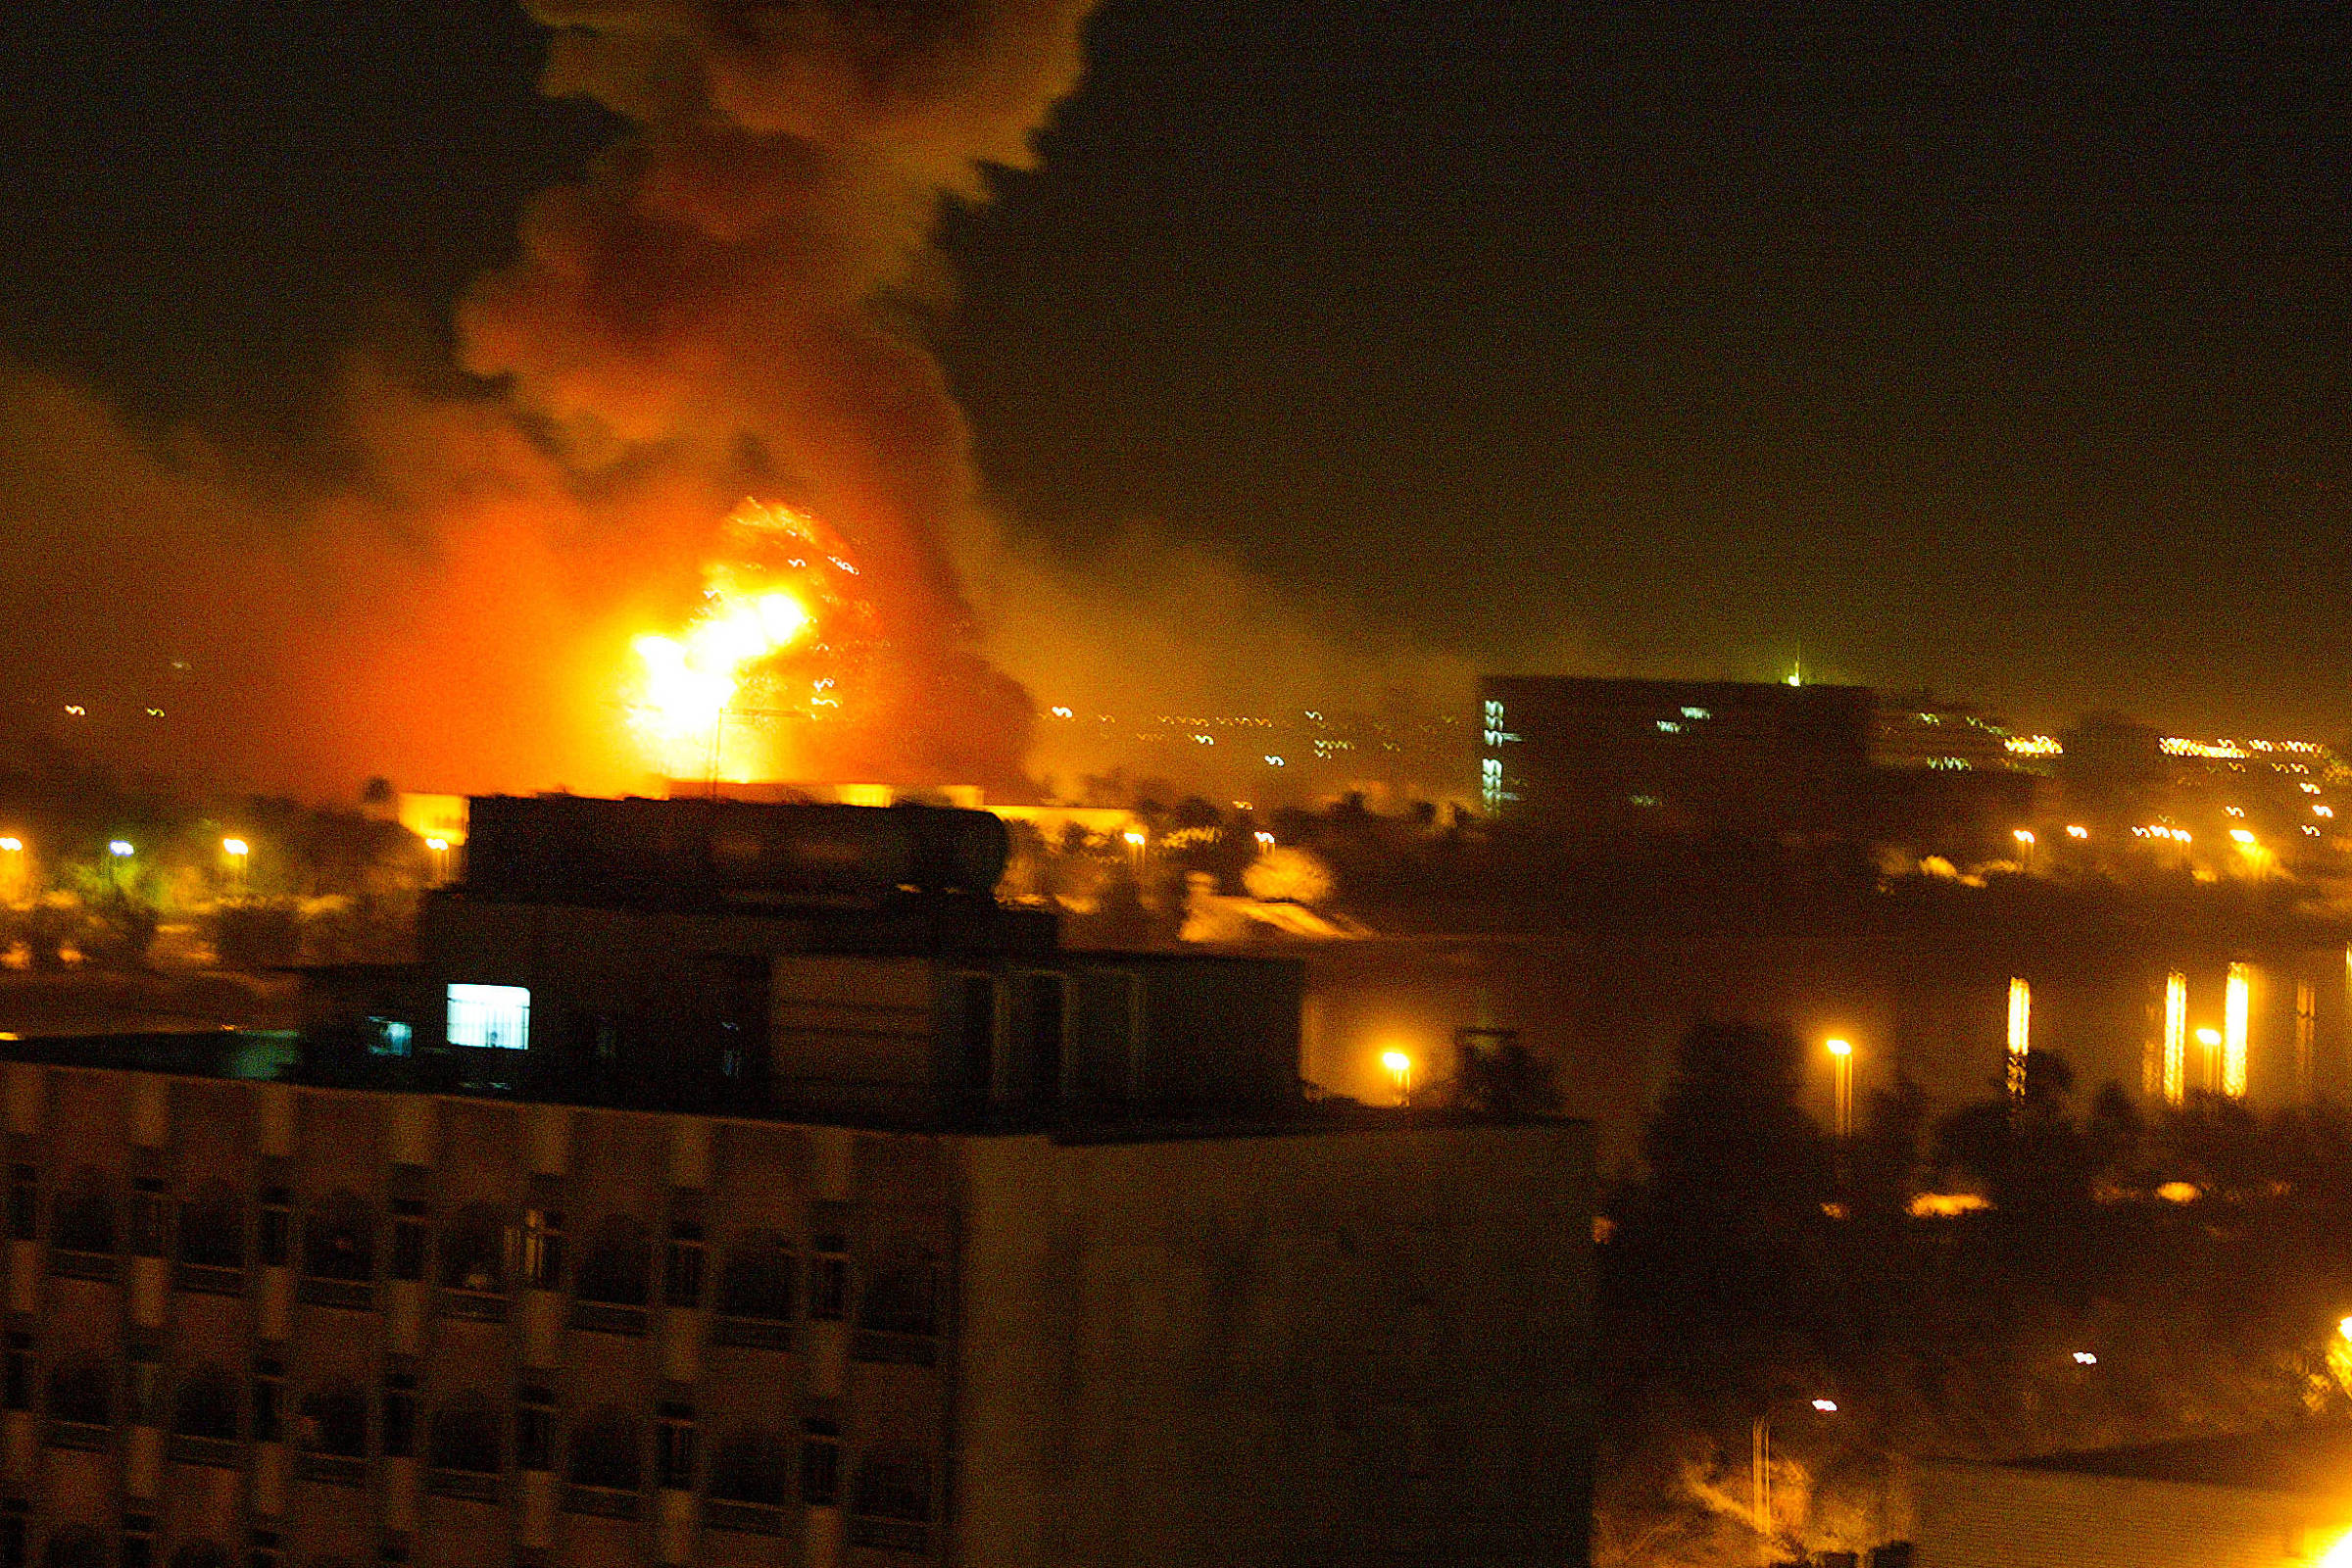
[[447, 984, 529, 1051], [1656, 720, 1682, 733], [368, 1018, 412, 1058], [1681, 707, 1710, 720], [2006, 978, 2031, 1100], [2224, 962, 2251, 1099], [2163, 972, 2187, 1106]]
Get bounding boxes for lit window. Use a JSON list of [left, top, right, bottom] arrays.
[[368, 1017, 413, 1057], [1681, 707, 1710, 720], [447, 985, 530, 1051], [1656, 720, 1682, 733]]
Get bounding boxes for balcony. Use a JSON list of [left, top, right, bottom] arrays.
[[848, 1517, 930, 1553], [561, 1484, 641, 1520], [168, 1433, 243, 1469], [566, 1300, 648, 1338], [49, 1250, 116, 1284], [711, 1316, 794, 1352], [426, 1468, 504, 1503], [851, 1331, 938, 1368], [44, 1420, 109, 1453], [297, 1277, 375, 1312], [297, 1451, 368, 1488], [703, 1499, 788, 1537], [437, 1289, 507, 1324], [172, 1262, 245, 1297]]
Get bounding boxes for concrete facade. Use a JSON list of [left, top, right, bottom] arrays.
[[0, 1059, 1590, 1568]]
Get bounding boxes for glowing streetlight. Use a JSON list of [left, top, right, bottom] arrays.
[[2071, 1350, 2098, 1365], [108, 842, 132, 858], [1381, 1049, 1413, 1106], [0, 838, 19, 856], [2065, 824, 2088, 840], [1826, 1038, 1854, 1140], [2013, 828, 2035, 847], [220, 838, 247, 858]]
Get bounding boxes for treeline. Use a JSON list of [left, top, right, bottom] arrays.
[[1596, 1020, 2352, 1565]]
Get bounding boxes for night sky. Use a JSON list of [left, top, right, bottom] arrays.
[[5, 2, 2352, 739]]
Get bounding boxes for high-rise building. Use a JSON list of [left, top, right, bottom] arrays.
[[0, 796, 1592, 1568], [1478, 675, 1874, 840]]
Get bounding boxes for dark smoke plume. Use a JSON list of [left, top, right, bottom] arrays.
[[0, 0, 1098, 800]]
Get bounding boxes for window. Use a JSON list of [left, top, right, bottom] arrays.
[[446, 985, 530, 1051], [519, 1209, 564, 1290], [51, 1168, 115, 1254], [129, 1179, 167, 1258], [574, 1216, 651, 1306], [389, 1201, 426, 1283], [709, 1427, 789, 1507], [368, 1017, 413, 1058], [179, 1187, 244, 1271], [251, 1358, 282, 1444], [1022, 973, 1067, 1103], [381, 1375, 416, 1459], [808, 1223, 848, 1322], [5, 1168, 30, 1242], [429, 1398, 503, 1475], [47, 1357, 111, 1427], [853, 1448, 933, 1524], [171, 1367, 238, 1442], [663, 1220, 704, 1308], [126, 1353, 162, 1427], [566, 1406, 641, 1493], [302, 1193, 374, 1282], [2, 1335, 28, 1412], [657, 1402, 697, 1490], [514, 1386, 554, 1472], [857, 1246, 939, 1338], [258, 1187, 291, 1267], [438, 1204, 506, 1294], [717, 1232, 796, 1322], [298, 1387, 368, 1458], [955, 973, 998, 1100], [799, 1418, 841, 1506]]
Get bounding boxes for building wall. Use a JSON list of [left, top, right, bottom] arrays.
[[0, 1065, 960, 1568], [950, 1121, 1595, 1568], [1915, 1461, 2349, 1568]]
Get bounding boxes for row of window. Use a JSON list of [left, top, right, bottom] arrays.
[[15, 1173, 938, 1335], [14, 1353, 927, 1520]]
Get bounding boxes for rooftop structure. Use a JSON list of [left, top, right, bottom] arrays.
[[0, 796, 1595, 1568]]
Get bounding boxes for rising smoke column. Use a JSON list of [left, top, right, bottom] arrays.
[[459, 0, 1097, 792]]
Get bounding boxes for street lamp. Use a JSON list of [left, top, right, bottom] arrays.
[[1752, 1397, 1839, 1565], [220, 837, 249, 897], [1381, 1049, 1413, 1107], [1826, 1038, 1854, 1140]]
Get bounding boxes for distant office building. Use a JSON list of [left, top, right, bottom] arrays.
[[1917, 1425, 2352, 1567], [1478, 676, 1875, 840], [0, 795, 1592, 1568], [1869, 694, 2029, 775]]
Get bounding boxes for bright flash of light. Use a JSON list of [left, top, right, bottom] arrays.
[[220, 838, 248, 858], [2317, 1528, 2352, 1568], [107, 841, 132, 858]]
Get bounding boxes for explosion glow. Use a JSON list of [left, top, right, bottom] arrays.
[[628, 500, 869, 783]]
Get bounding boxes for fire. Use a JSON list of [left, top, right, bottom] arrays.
[[627, 499, 865, 782]]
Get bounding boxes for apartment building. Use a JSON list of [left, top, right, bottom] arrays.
[[0, 796, 1593, 1568]]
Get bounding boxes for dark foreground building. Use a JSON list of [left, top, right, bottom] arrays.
[[0, 796, 1593, 1568]]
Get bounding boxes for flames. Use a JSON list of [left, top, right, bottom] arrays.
[[628, 499, 868, 783]]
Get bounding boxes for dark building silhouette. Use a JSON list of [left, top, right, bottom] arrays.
[[1479, 675, 1875, 841], [0, 796, 1592, 1568]]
